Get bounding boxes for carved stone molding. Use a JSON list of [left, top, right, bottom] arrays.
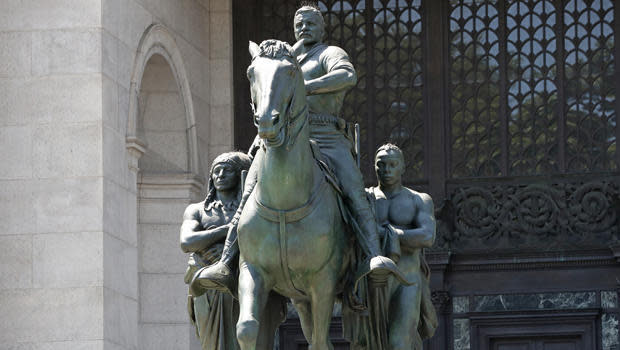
[[447, 249, 617, 272], [431, 291, 451, 314]]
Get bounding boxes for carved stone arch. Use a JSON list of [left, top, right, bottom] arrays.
[[126, 23, 200, 177]]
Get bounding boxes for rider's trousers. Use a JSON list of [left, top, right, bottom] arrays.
[[308, 122, 382, 257]]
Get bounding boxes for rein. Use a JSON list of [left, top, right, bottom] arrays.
[[283, 70, 308, 151]]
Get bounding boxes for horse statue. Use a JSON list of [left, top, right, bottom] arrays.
[[235, 39, 350, 350]]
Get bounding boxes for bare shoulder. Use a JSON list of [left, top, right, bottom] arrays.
[[403, 187, 434, 211], [182, 201, 205, 220]]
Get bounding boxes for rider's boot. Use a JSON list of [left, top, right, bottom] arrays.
[[189, 225, 240, 297], [352, 207, 413, 291], [190, 164, 259, 298]]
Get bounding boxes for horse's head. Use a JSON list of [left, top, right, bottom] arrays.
[[247, 40, 307, 148]]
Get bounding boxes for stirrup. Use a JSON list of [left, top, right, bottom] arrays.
[[189, 262, 238, 298]]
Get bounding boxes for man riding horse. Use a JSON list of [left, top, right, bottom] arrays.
[[191, 4, 408, 297]]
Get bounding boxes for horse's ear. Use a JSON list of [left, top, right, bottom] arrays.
[[249, 41, 260, 60]]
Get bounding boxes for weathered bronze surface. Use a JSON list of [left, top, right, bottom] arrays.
[[344, 144, 438, 349], [180, 152, 250, 350], [180, 152, 284, 350], [183, 5, 436, 350]]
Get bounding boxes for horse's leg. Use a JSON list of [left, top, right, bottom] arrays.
[[256, 293, 286, 350], [291, 298, 313, 344], [309, 280, 336, 350], [237, 260, 272, 350]]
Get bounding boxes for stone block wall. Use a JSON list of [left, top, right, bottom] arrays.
[[0, 1, 235, 349], [0, 1, 105, 348]]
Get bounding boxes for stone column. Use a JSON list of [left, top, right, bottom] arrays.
[[0, 1, 105, 348]]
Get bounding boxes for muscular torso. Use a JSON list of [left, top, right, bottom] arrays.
[[298, 44, 353, 117], [374, 189, 419, 231], [371, 187, 422, 272], [197, 201, 235, 230]]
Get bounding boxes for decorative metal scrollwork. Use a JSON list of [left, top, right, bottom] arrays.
[[436, 180, 619, 252], [568, 182, 617, 233]]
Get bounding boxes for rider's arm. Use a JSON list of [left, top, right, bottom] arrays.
[[179, 203, 229, 253], [389, 192, 436, 250], [305, 46, 357, 95]]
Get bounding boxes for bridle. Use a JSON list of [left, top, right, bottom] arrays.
[[250, 56, 308, 151]]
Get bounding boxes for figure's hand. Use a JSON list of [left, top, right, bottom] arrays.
[[387, 224, 403, 236], [215, 224, 231, 234]]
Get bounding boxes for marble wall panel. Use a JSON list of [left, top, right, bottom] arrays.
[[603, 314, 619, 350], [453, 319, 470, 350], [452, 296, 469, 314], [472, 292, 596, 312], [602, 291, 619, 309]]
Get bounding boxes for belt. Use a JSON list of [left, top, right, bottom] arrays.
[[309, 113, 346, 129]]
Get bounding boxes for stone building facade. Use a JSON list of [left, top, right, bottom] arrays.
[[0, 1, 234, 349], [2, 0, 619, 349]]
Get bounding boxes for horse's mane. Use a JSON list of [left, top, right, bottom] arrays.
[[256, 40, 298, 65]]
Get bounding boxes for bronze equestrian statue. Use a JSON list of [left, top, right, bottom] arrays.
[[191, 3, 407, 302], [184, 5, 433, 350]]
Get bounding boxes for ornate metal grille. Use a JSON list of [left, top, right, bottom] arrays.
[[449, 0, 503, 177], [448, 0, 616, 178], [564, 0, 616, 172]]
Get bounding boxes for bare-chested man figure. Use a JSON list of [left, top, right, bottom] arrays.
[[367, 144, 437, 349]]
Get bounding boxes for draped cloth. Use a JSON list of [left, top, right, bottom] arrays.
[[185, 245, 240, 350]]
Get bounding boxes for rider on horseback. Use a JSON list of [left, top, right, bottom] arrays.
[[191, 5, 408, 296]]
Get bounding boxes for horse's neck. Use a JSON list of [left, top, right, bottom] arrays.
[[256, 123, 315, 210]]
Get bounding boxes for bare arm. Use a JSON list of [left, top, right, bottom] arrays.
[[390, 193, 436, 250], [305, 46, 357, 95], [305, 67, 357, 95], [179, 204, 229, 253]]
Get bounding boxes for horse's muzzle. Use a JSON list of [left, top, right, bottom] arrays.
[[257, 113, 285, 147]]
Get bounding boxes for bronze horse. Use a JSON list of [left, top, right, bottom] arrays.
[[235, 39, 349, 350]]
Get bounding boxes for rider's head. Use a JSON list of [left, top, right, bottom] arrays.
[[294, 5, 326, 46], [375, 143, 405, 187]]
